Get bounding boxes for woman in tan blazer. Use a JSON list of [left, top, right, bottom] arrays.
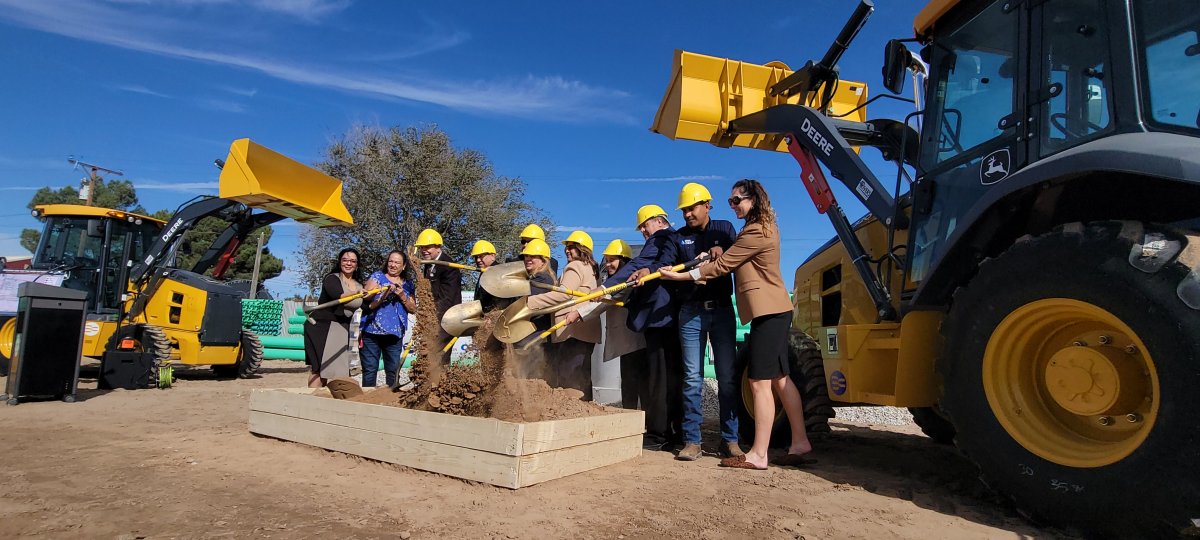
[[526, 230, 602, 400], [661, 179, 814, 470]]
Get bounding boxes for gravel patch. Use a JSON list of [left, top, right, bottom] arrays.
[[699, 378, 913, 426]]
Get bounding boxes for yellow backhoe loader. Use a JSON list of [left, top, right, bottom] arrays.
[[0, 139, 352, 384], [652, 0, 1199, 537]]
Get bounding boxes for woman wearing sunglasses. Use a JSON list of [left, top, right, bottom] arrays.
[[659, 179, 814, 470]]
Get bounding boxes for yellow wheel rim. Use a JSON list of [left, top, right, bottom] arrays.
[[0, 318, 14, 359], [984, 298, 1158, 468]]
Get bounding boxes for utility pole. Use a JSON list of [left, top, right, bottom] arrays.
[[67, 157, 123, 207], [248, 231, 265, 300]]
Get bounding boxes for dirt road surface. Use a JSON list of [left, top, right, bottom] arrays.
[[0, 361, 1072, 539]]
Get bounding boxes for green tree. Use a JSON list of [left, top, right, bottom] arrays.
[[300, 124, 551, 292], [20, 178, 145, 254]]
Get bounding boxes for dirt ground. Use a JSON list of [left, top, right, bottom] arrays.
[[0, 361, 1073, 539]]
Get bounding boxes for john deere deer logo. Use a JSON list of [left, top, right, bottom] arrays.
[[980, 148, 1012, 185]]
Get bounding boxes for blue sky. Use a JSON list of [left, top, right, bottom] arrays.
[[0, 0, 930, 297]]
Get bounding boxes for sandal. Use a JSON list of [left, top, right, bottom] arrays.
[[770, 453, 818, 467], [719, 456, 766, 470]]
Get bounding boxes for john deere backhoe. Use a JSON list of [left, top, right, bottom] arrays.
[[653, 0, 1198, 537], [0, 139, 352, 384]]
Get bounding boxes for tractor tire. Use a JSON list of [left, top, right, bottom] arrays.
[[107, 324, 173, 388], [908, 406, 955, 444], [0, 316, 14, 376], [213, 329, 263, 379], [737, 331, 834, 447], [939, 221, 1200, 538]]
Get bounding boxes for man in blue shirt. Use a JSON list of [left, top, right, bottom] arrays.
[[605, 204, 683, 450], [672, 182, 741, 461]]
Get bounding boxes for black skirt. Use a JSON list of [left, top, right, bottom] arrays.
[[746, 311, 792, 380]]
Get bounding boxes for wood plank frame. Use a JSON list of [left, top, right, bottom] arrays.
[[248, 389, 644, 489]]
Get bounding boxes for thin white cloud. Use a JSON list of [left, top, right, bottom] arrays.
[[596, 175, 724, 183], [215, 85, 258, 97], [105, 0, 351, 22], [0, 1, 634, 122], [0, 186, 42, 191], [109, 83, 171, 98], [0, 156, 70, 170], [195, 98, 247, 113], [134, 181, 219, 193], [556, 226, 625, 234]]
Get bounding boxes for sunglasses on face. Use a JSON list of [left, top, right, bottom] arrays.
[[727, 194, 752, 206]]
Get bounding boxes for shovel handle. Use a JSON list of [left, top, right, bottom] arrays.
[[420, 259, 482, 272], [302, 286, 388, 314], [441, 336, 458, 353], [530, 281, 624, 307], [520, 319, 570, 351]]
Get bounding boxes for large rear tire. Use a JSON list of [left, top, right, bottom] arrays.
[[939, 221, 1200, 538], [908, 406, 955, 444], [107, 324, 173, 388], [213, 329, 263, 379], [736, 331, 833, 446]]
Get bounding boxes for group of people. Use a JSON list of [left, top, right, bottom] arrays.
[[304, 179, 814, 470]]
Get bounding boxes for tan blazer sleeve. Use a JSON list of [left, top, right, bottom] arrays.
[[525, 261, 586, 311], [698, 223, 768, 280]]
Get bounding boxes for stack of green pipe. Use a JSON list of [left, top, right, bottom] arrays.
[[262, 311, 308, 360], [241, 299, 284, 336]]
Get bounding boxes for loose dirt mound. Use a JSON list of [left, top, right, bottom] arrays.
[[347, 301, 611, 421]]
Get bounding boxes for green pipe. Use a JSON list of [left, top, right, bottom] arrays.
[[259, 335, 304, 349], [287, 315, 307, 325], [263, 348, 305, 361], [287, 325, 304, 335]]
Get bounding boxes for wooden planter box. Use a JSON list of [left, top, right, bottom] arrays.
[[248, 389, 644, 489]]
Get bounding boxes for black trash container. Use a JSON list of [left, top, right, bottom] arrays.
[[2, 282, 87, 405]]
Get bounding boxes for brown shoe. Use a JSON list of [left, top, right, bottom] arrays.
[[675, 443, 702, 461], [721, 442, 745, 458]]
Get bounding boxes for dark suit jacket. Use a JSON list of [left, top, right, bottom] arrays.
[[423, 251, 463, 324], [698, 222, 793, 324], [604, 227, 680, 332]]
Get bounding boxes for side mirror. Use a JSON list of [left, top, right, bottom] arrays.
[[883, 39, 911, 95], [86, 219, 105, 239]]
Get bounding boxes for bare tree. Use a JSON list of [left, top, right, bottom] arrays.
[[299, 124, 552, 292]]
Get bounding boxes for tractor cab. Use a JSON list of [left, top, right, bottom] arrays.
[[29, 205, 163, 313]]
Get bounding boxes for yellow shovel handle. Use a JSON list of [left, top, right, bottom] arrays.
[[530, 281, 624, 307], [521, 319, 570, 350], [441, 336, 459, 353], [302, 285, 388, 314], [420, 259, 482, 272]]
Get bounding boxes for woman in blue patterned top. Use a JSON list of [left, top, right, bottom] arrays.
[[360, 250, 417, 387]]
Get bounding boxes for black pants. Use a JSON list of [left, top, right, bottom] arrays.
[[643, 325, 684, 443], [549, 337, 595, 401], [620, 349, 649, 409]]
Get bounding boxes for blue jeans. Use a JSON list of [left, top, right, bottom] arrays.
[[678, 301, 738, 444], [360, 332, 404, 387]]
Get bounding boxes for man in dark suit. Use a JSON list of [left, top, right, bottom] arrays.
[[604, 204, 683, 450], [416, 228, 462, 365]]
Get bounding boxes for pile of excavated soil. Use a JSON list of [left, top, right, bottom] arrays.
[[346, 297, 612, 422]]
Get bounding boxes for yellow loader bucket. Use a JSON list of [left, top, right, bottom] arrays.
[[218, 138, 353, 227], [651, 50, 868, 152]]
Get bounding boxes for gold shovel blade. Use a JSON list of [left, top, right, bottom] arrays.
[[493, 297, 538, 344], [441, 300, 484, 337], [478, 261, 533, 298]]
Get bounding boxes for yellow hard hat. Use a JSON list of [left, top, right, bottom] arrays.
[[677, 182, 713, 209], [519, 223, 546, 241], [635, 204, 668, 229], [602, 239, 632, 259], [414, 228, 443, 247], [520, 238, 550, 258], [469, 240, 496, 257], [562, 230, 594, 252]]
